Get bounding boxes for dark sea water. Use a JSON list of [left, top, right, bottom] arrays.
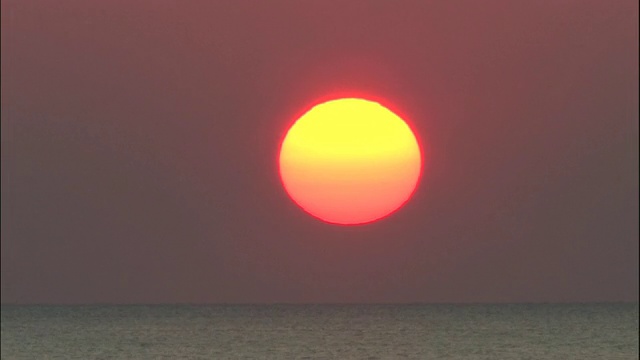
[[1, 303, 638, 359]]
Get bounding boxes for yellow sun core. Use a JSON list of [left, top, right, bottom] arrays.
[[279, 98, 422, 225]]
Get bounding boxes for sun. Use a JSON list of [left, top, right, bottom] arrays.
[[279, 97, 422, 225]]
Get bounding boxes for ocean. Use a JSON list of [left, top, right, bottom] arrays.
[[1, 303, 637, 359]]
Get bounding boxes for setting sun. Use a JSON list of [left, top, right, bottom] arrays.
[[279, 98, 422, 225]]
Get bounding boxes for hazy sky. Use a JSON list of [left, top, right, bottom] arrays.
[[2, 0, 638, 304]]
